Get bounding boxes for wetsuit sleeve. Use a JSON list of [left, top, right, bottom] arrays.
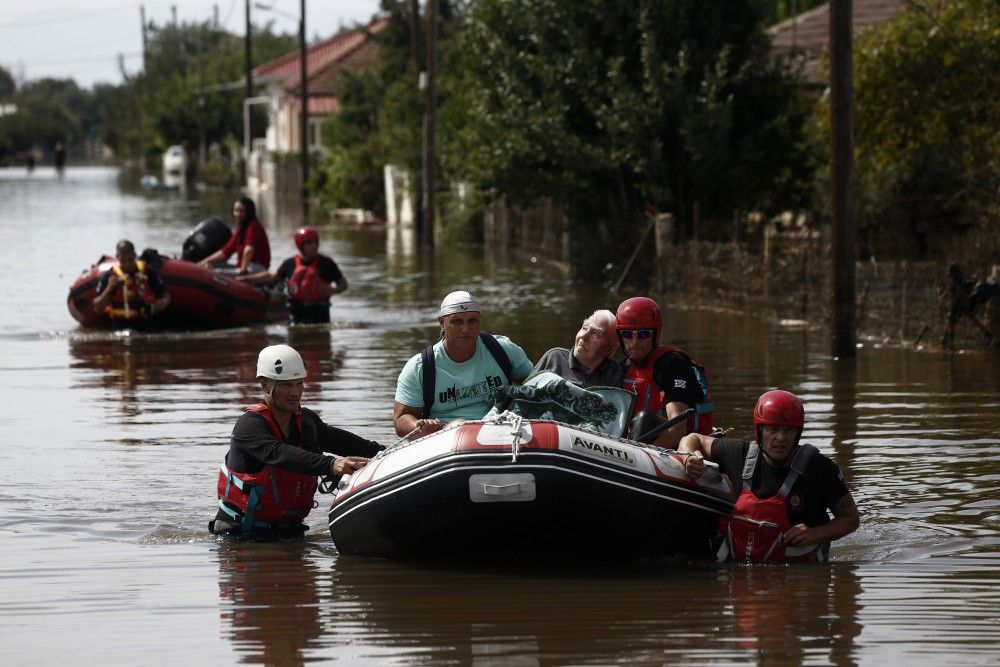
[[313, 421, 384, 457], [229, 412, 331, 476], [496, 336, 534, 381], [319, 256, 344, 283], [709, 438, 752, 495], [276, 258, 295, 280], [652, 353, 705, 406], [814, 455, 851, 510]]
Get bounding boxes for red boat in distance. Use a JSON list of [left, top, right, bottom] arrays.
[[67, 252, 285, 330]]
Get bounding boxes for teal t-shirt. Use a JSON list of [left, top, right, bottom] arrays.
[[394, 334, 534, 421]]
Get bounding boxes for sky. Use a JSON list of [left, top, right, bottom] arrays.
[[0, 0, 384, 89]]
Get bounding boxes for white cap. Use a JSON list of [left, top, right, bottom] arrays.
[[437, 290, 481, 318], [256, 344, 307, 380]]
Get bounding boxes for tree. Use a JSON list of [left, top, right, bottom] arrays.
[[851, 0, 1000, 258], [451, 0, 814, 267]]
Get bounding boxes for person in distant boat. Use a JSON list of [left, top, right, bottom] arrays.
[[531, 309, 625, 388], [392, 290, 534, 438], [615, 296, 714, 448], [199, 196, 271, 275], [679, 389, 860, 563], [238, 226, 348, 324], [210, 344, 382, 539], [92, 239, 171, 322]]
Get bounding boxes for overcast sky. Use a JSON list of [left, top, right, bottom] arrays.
[[0, 0, 383, 89]]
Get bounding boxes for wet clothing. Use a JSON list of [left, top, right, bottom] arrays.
[[623, 346, 714, 434], [95, 261, 166, 320], [219, 218, 271, 269], [212, 404, 382, 538], [710, 438, 850, 533], [531, 347, 626, 388], [395, 334, 534, 422], [275, 254, 344, 324]]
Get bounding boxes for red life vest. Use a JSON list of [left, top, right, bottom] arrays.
[[287, 255, 328, 304], [216, 404, 319, 533], [717, 442, 828, 564], [104, 261, 157, 320], [622, 345, 714, 435]]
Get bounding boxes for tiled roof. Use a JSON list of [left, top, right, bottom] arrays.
[[253, 16, 387, 91], [769, 0, 906, 86]]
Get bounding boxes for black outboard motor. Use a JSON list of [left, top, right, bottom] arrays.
[[181, 217, 232, 262]]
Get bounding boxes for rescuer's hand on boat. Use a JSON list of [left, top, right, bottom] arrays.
[[683, 451, 706, 479], [331, 455, 369, 476]]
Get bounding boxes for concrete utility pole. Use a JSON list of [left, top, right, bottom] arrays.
[[421, 0, 437, 248], [829, 0, 857, 357], [299, 0, 309, 217], [243, 1, 252, 185], [140, 6, 148, 69]]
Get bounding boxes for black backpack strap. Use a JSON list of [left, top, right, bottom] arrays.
[[479, 332, 512, 382], [777, 443, 819, 498], [420, 344, 436, 419]]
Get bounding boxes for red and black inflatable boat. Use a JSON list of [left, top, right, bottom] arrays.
[[328, 411, 735, 562], [67, 251, 285, 329]]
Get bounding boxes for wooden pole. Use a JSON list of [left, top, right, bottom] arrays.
[[299, 0, 309, 217], [422, 0, 437, 247], [829, 0, 856, 357]]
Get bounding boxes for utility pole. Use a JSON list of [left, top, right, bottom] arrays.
[[171, 5, 177, 26], [299, 0, 309, 217], [408, 0, 422, 73], [140, 6, 148, 70], [243, 1, 252, 185], [197, 27, 206, 163], [421, 0, 437, 248], [829, 0, 856, 357]]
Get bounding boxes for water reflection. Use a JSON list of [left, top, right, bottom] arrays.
[[217, 542, 327, 665], [830, 359, 859, 481], [323, 559, 863, 666]]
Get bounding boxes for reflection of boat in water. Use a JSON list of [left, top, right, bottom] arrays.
[[328, 377, 734, 561]]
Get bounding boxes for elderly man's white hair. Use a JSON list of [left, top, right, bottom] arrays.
[[584, 309, 619, 353]]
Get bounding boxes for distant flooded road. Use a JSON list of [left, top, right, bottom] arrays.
[[1, 166, 999, 665]]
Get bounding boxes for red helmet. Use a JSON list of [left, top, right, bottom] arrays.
[[753, 390, 804, 442], [616, 297, 662, 334], [294, 226, 319, 251]]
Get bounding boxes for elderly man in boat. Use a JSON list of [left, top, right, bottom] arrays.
[[531, 309, 625, 388], [679, 389, 860, 563], [393, 290, 534, 438]]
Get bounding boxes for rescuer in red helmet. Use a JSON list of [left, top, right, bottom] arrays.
[[238, 226, 349, 324], [678, 390, 860, 563], [615, 296, 714, 448]]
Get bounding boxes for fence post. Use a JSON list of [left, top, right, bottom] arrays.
[[654, 213, 674, 293]]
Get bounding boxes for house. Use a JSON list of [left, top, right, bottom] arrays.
[[247, 16, 387, 192], [769, 0, 906, 89]]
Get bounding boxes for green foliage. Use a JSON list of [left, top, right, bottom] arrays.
[[852, 0, 1000, 257], [0, 66, 15, 98], [0, 78, 90, 155], [452, 0, 814, 266]]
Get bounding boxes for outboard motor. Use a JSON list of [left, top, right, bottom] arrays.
[[181, 216, 232, 262]]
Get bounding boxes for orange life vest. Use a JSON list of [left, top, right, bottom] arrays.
[[216, 404, 319, 534], [716, 443, 828, 563], [287, 255, 328, 304], [104, 261, 157, 319]]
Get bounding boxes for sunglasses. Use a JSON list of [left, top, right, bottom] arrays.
[[620, 329, 654, 340]]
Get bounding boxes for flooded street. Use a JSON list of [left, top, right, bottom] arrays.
[[2, 166, 1000, 665]]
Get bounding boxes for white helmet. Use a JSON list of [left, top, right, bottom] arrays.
[[256, 344, 307, 381]]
